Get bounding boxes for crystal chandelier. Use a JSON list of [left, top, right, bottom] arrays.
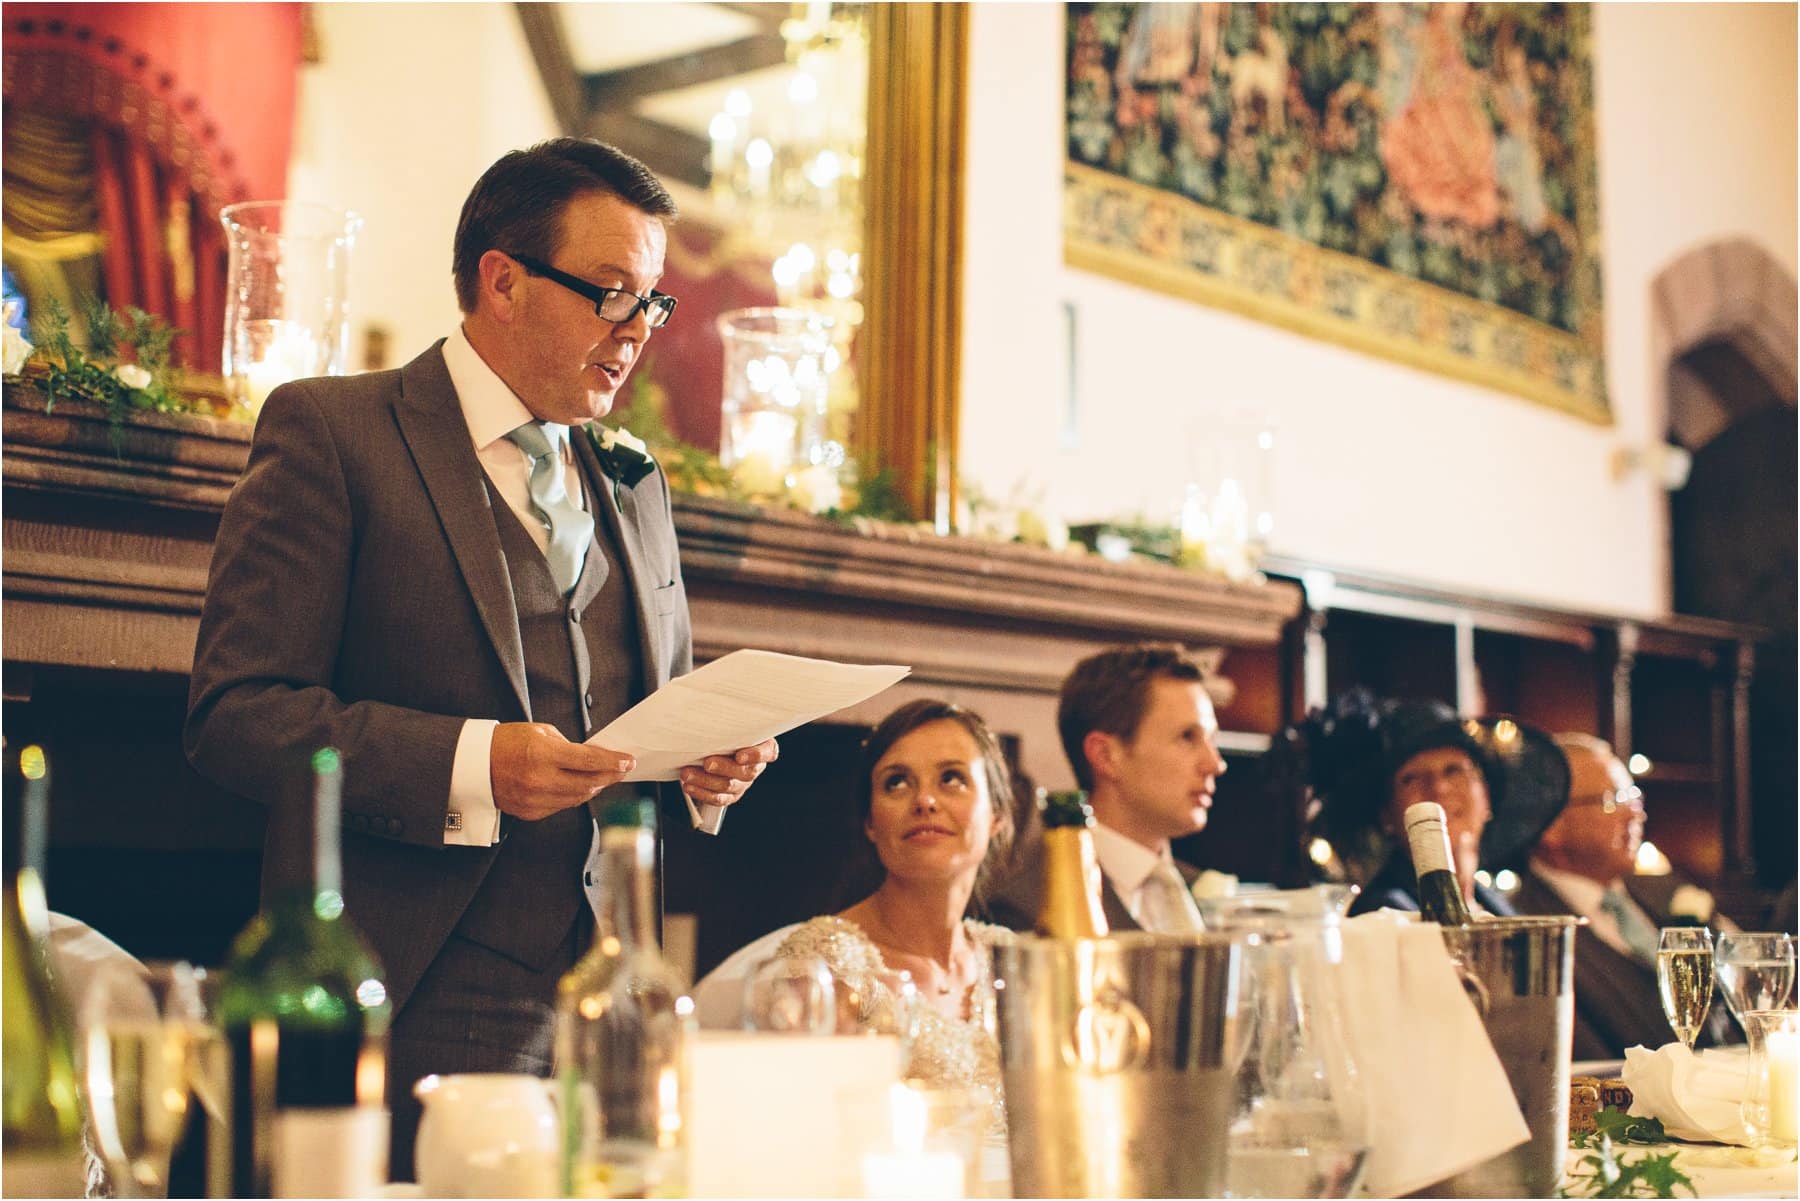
[[707, 3, 866, 458]]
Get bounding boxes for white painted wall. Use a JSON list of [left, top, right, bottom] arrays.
[[961, 2, 1798, 618], [287, 3, 558, 366], [286, 2, 1796, 618]]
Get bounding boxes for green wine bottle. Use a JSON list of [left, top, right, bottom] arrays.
[[556, 798, 693, 1199], [219, 748, 391, 1198], [1035, 789, 1110, 939], [1403, 801, 1476, 925], [2, 742, 86, 1198]]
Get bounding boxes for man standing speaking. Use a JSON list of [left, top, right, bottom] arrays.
[[186, 139, 776, 1172]]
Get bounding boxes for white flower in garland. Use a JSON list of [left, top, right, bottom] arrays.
[[1, 302, 32, 375], [114, 363, 152, 390], [789, 464, 843, 514]]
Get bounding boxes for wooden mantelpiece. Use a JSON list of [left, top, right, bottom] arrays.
[[2, 385, 1302, 970], [1, 384, 1302, 783]]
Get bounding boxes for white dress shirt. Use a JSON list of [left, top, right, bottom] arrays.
[[1091, 821, 1188, 929], [441, 327, 589, 846]]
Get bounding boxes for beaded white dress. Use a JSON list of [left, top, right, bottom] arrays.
[[773, 915, 1009, 1129]]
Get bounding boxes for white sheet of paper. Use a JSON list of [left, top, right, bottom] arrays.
[[587, 649, 910, 780]]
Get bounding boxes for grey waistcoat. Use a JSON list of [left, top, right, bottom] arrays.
[[451, 468, 644, 969]]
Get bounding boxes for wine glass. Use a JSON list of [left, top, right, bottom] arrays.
[[865, 969, 923, 1044], [1656, 927, 1716, 1051], [1716, 933, 1797, 1034], [741, 954, 837, 1034], [80, 960, 210, 1198]]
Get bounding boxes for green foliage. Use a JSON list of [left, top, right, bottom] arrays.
[[1562, 1109, 1696, 1199], [24, 297, 208, 448], [842, 468, 909, 524]]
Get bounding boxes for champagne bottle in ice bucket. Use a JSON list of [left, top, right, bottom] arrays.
[[1034, 790, 1110, 940]]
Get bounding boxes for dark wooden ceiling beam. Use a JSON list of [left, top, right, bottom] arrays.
[[584, 33, 790, 108], [581, 111, 711, 190], [513, 2, 584, 135]]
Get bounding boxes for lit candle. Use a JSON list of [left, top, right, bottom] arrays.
[[727, 409, 798, 496], [1766, 1029, 1798, 1144], [1178, 483, 1210, 566], [859, 1085, 964, 1199], [746, 138, 773, 201], [239, 322, 317, 416]]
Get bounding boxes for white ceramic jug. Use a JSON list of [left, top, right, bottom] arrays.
[[413, 1072, 558, 1198]]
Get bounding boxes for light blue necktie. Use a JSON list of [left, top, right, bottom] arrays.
[[506, 422, 592, 595], [1600, 885, 1661, 964]]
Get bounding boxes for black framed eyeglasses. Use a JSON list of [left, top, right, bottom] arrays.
[[509, 253, 677, 328]]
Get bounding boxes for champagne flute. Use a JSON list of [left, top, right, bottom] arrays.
[[1656, 928, 1716, 1051], [80, 960, 209, 1198], [1716, 933, 1797, 1033], [741, 954, 837, 1034]]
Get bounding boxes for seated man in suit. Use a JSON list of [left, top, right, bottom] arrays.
[[1513, 733, 1731, 1057], [984, 643, 1226, 933]]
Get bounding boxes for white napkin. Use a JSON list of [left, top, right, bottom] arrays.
[[1624, 1043, 1754, 1144], [1336, 911, 1532, 1197]]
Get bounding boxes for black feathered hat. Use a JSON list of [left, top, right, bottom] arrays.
[[1278, 690, 1570, 885]]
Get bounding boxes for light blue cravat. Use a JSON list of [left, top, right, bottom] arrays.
[[506, 422, 592, 595], [1600, 885, 1661, 964]]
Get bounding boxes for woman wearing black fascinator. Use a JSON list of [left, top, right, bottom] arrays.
[[1274, 690, 1568, 917]]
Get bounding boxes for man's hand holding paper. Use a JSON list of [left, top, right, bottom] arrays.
[[676, 738, 780, 815], [587, 649, 911, 833]]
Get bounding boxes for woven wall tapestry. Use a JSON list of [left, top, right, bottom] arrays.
[[1065, 3, 1607, 422]]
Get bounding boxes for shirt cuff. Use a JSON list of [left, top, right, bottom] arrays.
[[446, 719, 501, 846]]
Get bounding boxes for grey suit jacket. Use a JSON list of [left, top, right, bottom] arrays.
[[185, 342, 693, 1012]]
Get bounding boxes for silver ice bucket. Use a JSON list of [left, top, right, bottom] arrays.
[[1423, 916, 1580, 1198], [992, 932, 1243, 1198]]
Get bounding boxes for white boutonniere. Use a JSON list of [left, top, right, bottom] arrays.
[[1668, 884, 1716, 924], [585, 423, 656, 489], [1190, 870, 1239, 902]]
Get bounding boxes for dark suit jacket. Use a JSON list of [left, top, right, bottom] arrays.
[[1349, 857, 1517, 918], [1511, 868, 1735, 1059], [977, 828, 1200, 933], [185, 343, 692, 1012]]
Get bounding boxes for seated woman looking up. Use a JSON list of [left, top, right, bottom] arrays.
[[697, 699, 1015, 1109]]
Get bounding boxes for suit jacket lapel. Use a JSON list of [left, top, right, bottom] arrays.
[[574, 430, 662, 695], [393, 344, 531, 719]]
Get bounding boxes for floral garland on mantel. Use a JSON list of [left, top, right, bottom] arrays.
[[3, 298, 226, 445], [0, 310, 1260, 583], [613, 371, 1265, 583]]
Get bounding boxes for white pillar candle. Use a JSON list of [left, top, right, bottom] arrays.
[[860, 1150, 964, 1199], [1766, 1028, 1798, 1144]]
